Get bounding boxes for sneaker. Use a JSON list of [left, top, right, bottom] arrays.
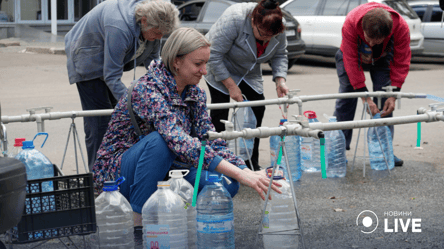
[[394, 155, 404, 167]]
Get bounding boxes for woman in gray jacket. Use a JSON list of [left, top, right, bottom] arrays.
[[64, 0, 179, 171], [205, 0, 289, 171]]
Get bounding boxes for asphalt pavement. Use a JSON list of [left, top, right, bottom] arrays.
[[1, 27, 444, 248]]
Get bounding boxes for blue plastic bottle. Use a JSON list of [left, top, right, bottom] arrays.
[[15, 133, 55, 214], [270, 119, 301, 181], [301, 111, 321, 172], [367, 113, 394, 170], [324, 116, 347, 177], [196, 174, 235, 249]]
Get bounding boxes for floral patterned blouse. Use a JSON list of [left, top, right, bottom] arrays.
[[92, 59, 246, 191]]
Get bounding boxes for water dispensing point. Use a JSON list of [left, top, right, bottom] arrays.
[[382, 86, 400, 109]]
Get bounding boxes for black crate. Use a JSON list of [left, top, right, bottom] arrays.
[[8, 168, 96, 244]]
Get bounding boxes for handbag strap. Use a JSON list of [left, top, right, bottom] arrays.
[[127, 80, 143, 138]]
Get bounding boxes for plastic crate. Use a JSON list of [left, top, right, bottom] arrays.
[[7, 166, 96, 244]]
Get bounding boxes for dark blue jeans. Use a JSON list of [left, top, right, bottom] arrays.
[[119, 131, 240, 213], [333, 50, 394, 150], [76, 79, 118, 172]]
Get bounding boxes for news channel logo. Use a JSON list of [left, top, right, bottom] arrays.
[[356, 210, 379, 234]]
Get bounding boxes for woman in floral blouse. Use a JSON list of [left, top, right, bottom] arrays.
[[93, 27, 282, 227]]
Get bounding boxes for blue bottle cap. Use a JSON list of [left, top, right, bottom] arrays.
[[279, 119, 288, 126], [22, 141, 34, 149], [208, 174, 221, 182], [102, 177, 125, 191]]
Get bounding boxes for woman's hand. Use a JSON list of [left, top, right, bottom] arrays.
[[228, 84, 243, 102], [238, 168, 282, 200]]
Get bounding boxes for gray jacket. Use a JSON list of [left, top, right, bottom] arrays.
[[65, 0, 160, 100], [204, 2, 288, 95]]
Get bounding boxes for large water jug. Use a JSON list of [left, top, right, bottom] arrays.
[[15, 133, 54, 214], [367, 113, 394, 170], [167, 170, 197, 249], [91, 177, 134, 249], [324, 116, 347, 177], [301, 111, 321, 172], [142, 181, 188, 249], [196, 174, 235, 249], [261, 167, 299, 249], [270, 119, 301, 181], [229, 103, 256, 161]]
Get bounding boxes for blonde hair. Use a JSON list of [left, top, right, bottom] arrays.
[[135, 0, 180, 34], [161, 27, 211, 76]]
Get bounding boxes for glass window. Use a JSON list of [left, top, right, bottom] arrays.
[[383, 0, 418, 19], [20, 0, 42, 21], [283, 0, 320, 16], [346, 0, 360, 15], [179, 2, 204, 21], [202, 1, 230, 22], [48, 0, 68, 20], [411, 5, 428, 21], [0, 0, 14, 22], [323, 0, 349, 16], [430, 5, 443, 22], [75, 0, 100, 21]]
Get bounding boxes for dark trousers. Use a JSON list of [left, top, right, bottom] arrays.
[[207, 81, 265, 170], [76, 79, 118, 172], [333, 49, 394, 150]]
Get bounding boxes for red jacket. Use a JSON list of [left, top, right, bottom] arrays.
[[340, 2, 411, 90]]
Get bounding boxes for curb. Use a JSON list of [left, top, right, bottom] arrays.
[[25, 46, 66, 55]]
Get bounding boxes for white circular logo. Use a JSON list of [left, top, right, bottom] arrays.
[[356, 210, 379, 234]]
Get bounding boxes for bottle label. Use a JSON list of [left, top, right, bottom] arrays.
[[145, 224, 170, 248], [262, 211, 269, 229], [196, 215, 234, 234], [301, 144, 312, 160]]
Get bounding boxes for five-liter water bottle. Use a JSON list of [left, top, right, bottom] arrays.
[[301, 111, 321, 172], [142, 181, 188, 249], [91, 177, 134, 249], [9, 137, 26, 158], [15, 133, 55, 214], [196, 174, 235, 249], [230, 103, 256, 161], [324, 116, 347, 177], [367, 113, 394, 170], [270, 119, 302, 181], [261, 167, 299, 249], [167, 170, 197, 249]]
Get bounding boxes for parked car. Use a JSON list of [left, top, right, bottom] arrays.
[[164, 0, 306, 69], [408, 0, 444, 57], [281, 0, 425, 57]]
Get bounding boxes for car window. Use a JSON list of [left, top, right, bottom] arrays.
[[202, 1, 231, 22], [179, 2, 205, 21], [323, 0, 349, 16], [431, 5, 443, 22], [410, 5, 428, 21], [382, 0, 419, 19], [347, 0, 360, 14], [284, 0, 321, 16]]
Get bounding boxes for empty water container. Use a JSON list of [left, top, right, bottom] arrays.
[[301, 111, 321, 172], [367, 113, 394, 170], [229, 103, 256, 161], [142, 181, 188, 249], [324, 116, 347, 177]]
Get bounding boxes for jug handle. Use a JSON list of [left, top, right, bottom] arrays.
[[32, 132, 49, 148], [115, 176, 126, 186]]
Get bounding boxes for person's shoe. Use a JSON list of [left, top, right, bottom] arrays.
[[394, 155, 404, 167], [134, 226, 143, 248]]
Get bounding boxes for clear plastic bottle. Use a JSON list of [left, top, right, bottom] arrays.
[[167, 170, 197, 249], [91, 177, 134, 249], [325, 116, 347, 177], [262, 167, 299, 249], [367, 113, 394, 170], [196, 174, 235, 249], [270, 119, 301, 181], [9, 138, 26, 158], [142, 181, 188, 249], [301, 111, 321, 172], [15, 134, 55, 214], [230, 104, 256, 161]]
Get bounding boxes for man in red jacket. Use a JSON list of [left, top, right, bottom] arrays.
[[333, 2, 411, 166]]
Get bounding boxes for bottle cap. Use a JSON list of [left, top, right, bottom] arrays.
[[279, 119, 288, 126], [22, 141, 34, 149], [169, 169, 189, 178], [103, 177, 125, 192], [14, 138, 26, 147], [207, 174, 221, 182], [265, 166, 284, 180], [157, 181, 170, 187], [303, 110, 317, 119]]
